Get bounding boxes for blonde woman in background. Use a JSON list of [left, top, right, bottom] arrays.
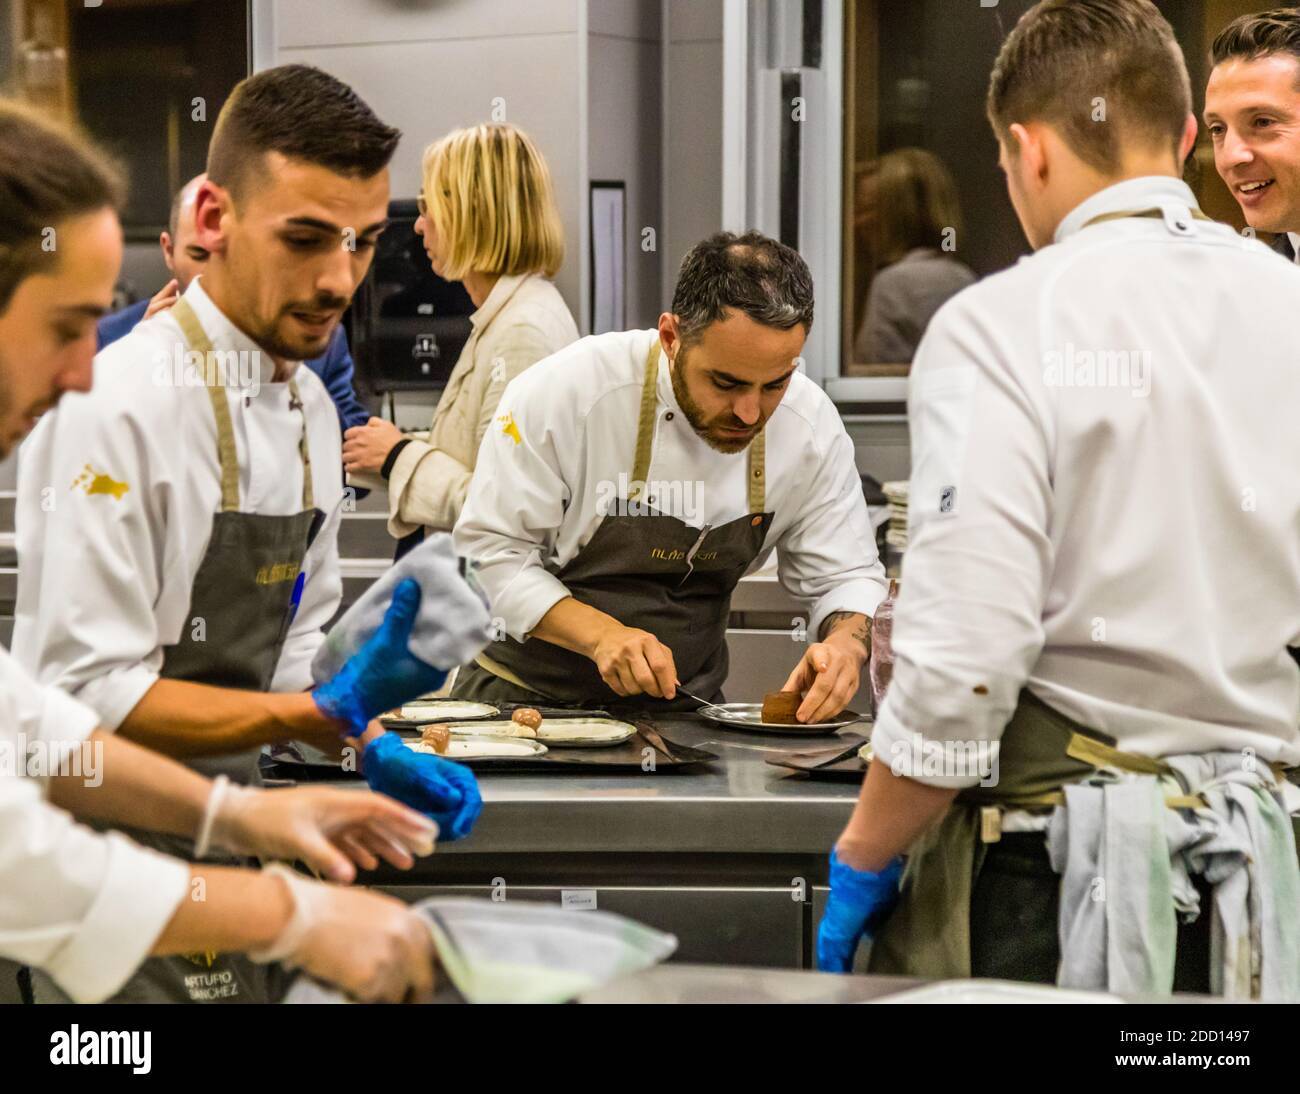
[[342, 123, 578, 542]]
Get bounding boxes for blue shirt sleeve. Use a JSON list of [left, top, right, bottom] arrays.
[[305, 327, 371, 433], [95, 299, 150, 352]]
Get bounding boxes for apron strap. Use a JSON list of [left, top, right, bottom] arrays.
[[748, 428, 766, 513], [172, 297, 240, 513], [1082, 206, 1212, 230], [629, 339, 660, 499], [172, 296, 315, 514], [633, 336, 767, 513]]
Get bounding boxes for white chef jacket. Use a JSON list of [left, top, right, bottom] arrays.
[[0, 648, 189, 1002], [1288, 232, 1300, 265], [453, 327, 888, 642], [874, 175, 1300, 788], [14, 277, 345, 727]]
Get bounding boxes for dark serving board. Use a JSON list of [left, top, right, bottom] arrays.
[[763, 737, 872, 783], [263, 718, 717, 780]]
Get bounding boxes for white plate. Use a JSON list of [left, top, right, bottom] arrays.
[[396, 700, 499, 723], [440, 718, 635, 748], [697, 702, 865, 735], [405, 736, 547, 759]]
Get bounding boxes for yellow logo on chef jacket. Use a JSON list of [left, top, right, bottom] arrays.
[[70, 463, 129, 500], [184, 950, 219, 968], [497, 411, 521, 445], [256, 561, 301, 585]]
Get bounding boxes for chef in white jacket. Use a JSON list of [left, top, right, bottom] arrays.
[[0, 98, 441, 1005], [453, 231, 887, 721], [15, 66, 482, 1002], [818, 0, 1300, 996]]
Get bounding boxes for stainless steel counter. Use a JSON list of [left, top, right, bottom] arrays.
[[425, 715, 861, 856], [315, 714, 868, 969]]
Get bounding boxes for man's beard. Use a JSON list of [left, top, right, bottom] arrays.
[[252, 302, 343, 363], [669, 351, 760, 454]]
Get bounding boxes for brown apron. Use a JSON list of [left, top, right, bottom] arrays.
[[32, 297, 323, 1004], [453, 338, 772, 713]]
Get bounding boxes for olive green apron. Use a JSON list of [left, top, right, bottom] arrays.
[[867, 203, 1267, 980], [33, 297, 323, 1004], [454, 338, 772, 713]]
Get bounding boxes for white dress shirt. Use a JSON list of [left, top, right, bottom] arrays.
[[0, 648, 189, 1001], [453, 327, 888, 642], [15, 277, 345, 726], [874, 176, 1300, 787]]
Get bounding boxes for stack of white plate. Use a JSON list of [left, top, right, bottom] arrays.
[[882, 480, 909, 551]]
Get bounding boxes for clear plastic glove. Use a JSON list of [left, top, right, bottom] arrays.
[[312, 578, 449, 736], [816, 848, 905, 973], [249, 864, 436, 1003], [361, 732, 482, 841], [206, 781, 438, 881]]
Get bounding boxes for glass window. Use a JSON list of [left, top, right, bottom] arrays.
[[842, 0, 1265, 376]]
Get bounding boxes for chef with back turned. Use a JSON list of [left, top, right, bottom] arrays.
[[15, 64, 487, 1002], [452, 231, 888, 720], [817, 0, 1300, 999]]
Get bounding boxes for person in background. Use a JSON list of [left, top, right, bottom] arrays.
[[0, 98, 440, 1005], [96, 172, 371, 433], [16, 64, 482, 1002], [342, 123, 578, 542], [819, 0, 1300, 998], [852, 147, 976, 365], [1204, 8, 1300, 263]]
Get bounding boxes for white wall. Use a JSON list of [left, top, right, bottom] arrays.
[[661, 0, 723, 303], [587, 0, 662, 328]]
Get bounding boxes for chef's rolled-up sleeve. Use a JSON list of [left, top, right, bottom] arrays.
[[452, 376, 572, 640], [774, 410, 888, 641], [0, 652, 190, 1002], [2, 787, 191, 1003], [15, 395, 176, 729], [869, 295, 1052, 788]]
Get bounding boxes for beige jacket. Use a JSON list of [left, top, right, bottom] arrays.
[[386, 272, 578, 537]]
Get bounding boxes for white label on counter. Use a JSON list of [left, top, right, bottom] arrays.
[[561, 889, 598, 911]]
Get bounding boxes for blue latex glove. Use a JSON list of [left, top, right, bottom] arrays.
[[361, 731, 483, 841], [312, 577, 449, 736], [816, 848, 905, 973]]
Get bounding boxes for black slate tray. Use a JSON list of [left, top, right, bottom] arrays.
[[763, 737, 872, 783], [262, 716, 717, 780]]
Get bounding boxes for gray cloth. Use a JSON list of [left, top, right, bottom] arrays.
[[853, 248, 976, 364], [311, 533, 492, 683], [1048, 753, 1300, 1000]]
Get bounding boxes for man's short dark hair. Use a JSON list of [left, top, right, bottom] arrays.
[[1211, 8, 1300, 78], [207, 64, 401, 201], [670, 231, 814, 344], [0, 101, 124, 313], [987, 0, 1191, 175]]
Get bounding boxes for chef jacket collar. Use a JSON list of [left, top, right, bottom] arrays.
[[182, 276, 297, 390], [1288, 233, 1300, 265], [470, 272, 531, 332], [1053, 175, 1199, 246], [654, 331, 687, 418]]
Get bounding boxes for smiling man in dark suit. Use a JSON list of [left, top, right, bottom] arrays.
[[1205, 9, 1300, 263]]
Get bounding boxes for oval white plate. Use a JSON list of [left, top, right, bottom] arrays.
[[441, 718, 635, 748], [405, 736, 547, 759], [397, 700, 499, 723]]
